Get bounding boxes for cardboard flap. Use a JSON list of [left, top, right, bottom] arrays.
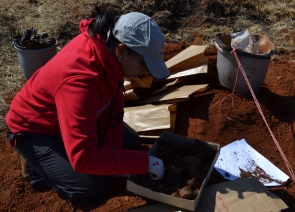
[[165, 45, 207, 73], [139, 84, 208, 104], [247, 178, 289, 211], [167, 64, 207, 79], [124, 104, 173, 132], [196, 178, 288, 212], [191, 36, 206, 45]]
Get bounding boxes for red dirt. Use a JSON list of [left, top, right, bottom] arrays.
[[1, 43, 295, 211]]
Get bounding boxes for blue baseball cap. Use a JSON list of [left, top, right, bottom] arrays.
[[112, 12, 170, 80]]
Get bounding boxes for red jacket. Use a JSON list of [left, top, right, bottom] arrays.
[[6, 19, 149, 175]]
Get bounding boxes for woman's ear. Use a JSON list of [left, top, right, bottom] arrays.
[[115, 44, 127, 60]]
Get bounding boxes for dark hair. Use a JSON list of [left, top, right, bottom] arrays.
[[88, 7, 137, 55], [88, 8, 121, 53]]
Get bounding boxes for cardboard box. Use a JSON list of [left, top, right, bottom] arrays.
[[127, 132, 220, 211]]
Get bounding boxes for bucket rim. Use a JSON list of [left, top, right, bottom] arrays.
[[215, 33, 276, 59], [13, 38, 58, 51], [214, 42, 274, 59]]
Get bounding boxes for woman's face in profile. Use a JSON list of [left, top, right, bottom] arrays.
[[115, 44, 149, 78]]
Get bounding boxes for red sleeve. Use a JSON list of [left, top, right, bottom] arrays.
[[55, 77, 149, 175]]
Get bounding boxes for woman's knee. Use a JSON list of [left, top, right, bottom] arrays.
[[57, 175, 109, 205]]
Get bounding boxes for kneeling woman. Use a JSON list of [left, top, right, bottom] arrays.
[[6, 10, 169, 205]]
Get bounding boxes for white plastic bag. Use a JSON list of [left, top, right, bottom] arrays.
[[231, 29, 261, 54]]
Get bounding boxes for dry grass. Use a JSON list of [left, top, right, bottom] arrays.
[[0, 0, 295, 136]]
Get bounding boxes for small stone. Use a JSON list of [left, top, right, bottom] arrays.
[[178, 186, 195, 199], [194, 188, 200, 196], [187, 178, 199, 188], [171, 191, 180, 197]]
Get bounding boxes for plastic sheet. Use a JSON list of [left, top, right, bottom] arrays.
[[231, 29, 261, 54]]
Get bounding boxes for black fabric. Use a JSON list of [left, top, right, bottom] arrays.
[[7, 122, 141, 205], [13, 133, 108, 204]]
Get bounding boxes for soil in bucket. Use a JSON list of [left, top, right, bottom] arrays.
[[13, 28, 57, 80], [215, 33, 276, 98]]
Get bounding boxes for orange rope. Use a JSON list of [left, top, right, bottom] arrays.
[[230, 48, 295, 182]]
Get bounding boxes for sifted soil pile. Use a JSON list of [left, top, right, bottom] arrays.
[[1, 0, 295, 212]]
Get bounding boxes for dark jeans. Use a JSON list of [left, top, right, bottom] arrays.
[[8, 122, 141, 205]]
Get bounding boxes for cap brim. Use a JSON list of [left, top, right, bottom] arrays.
[[143, 57, 170, 80]]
